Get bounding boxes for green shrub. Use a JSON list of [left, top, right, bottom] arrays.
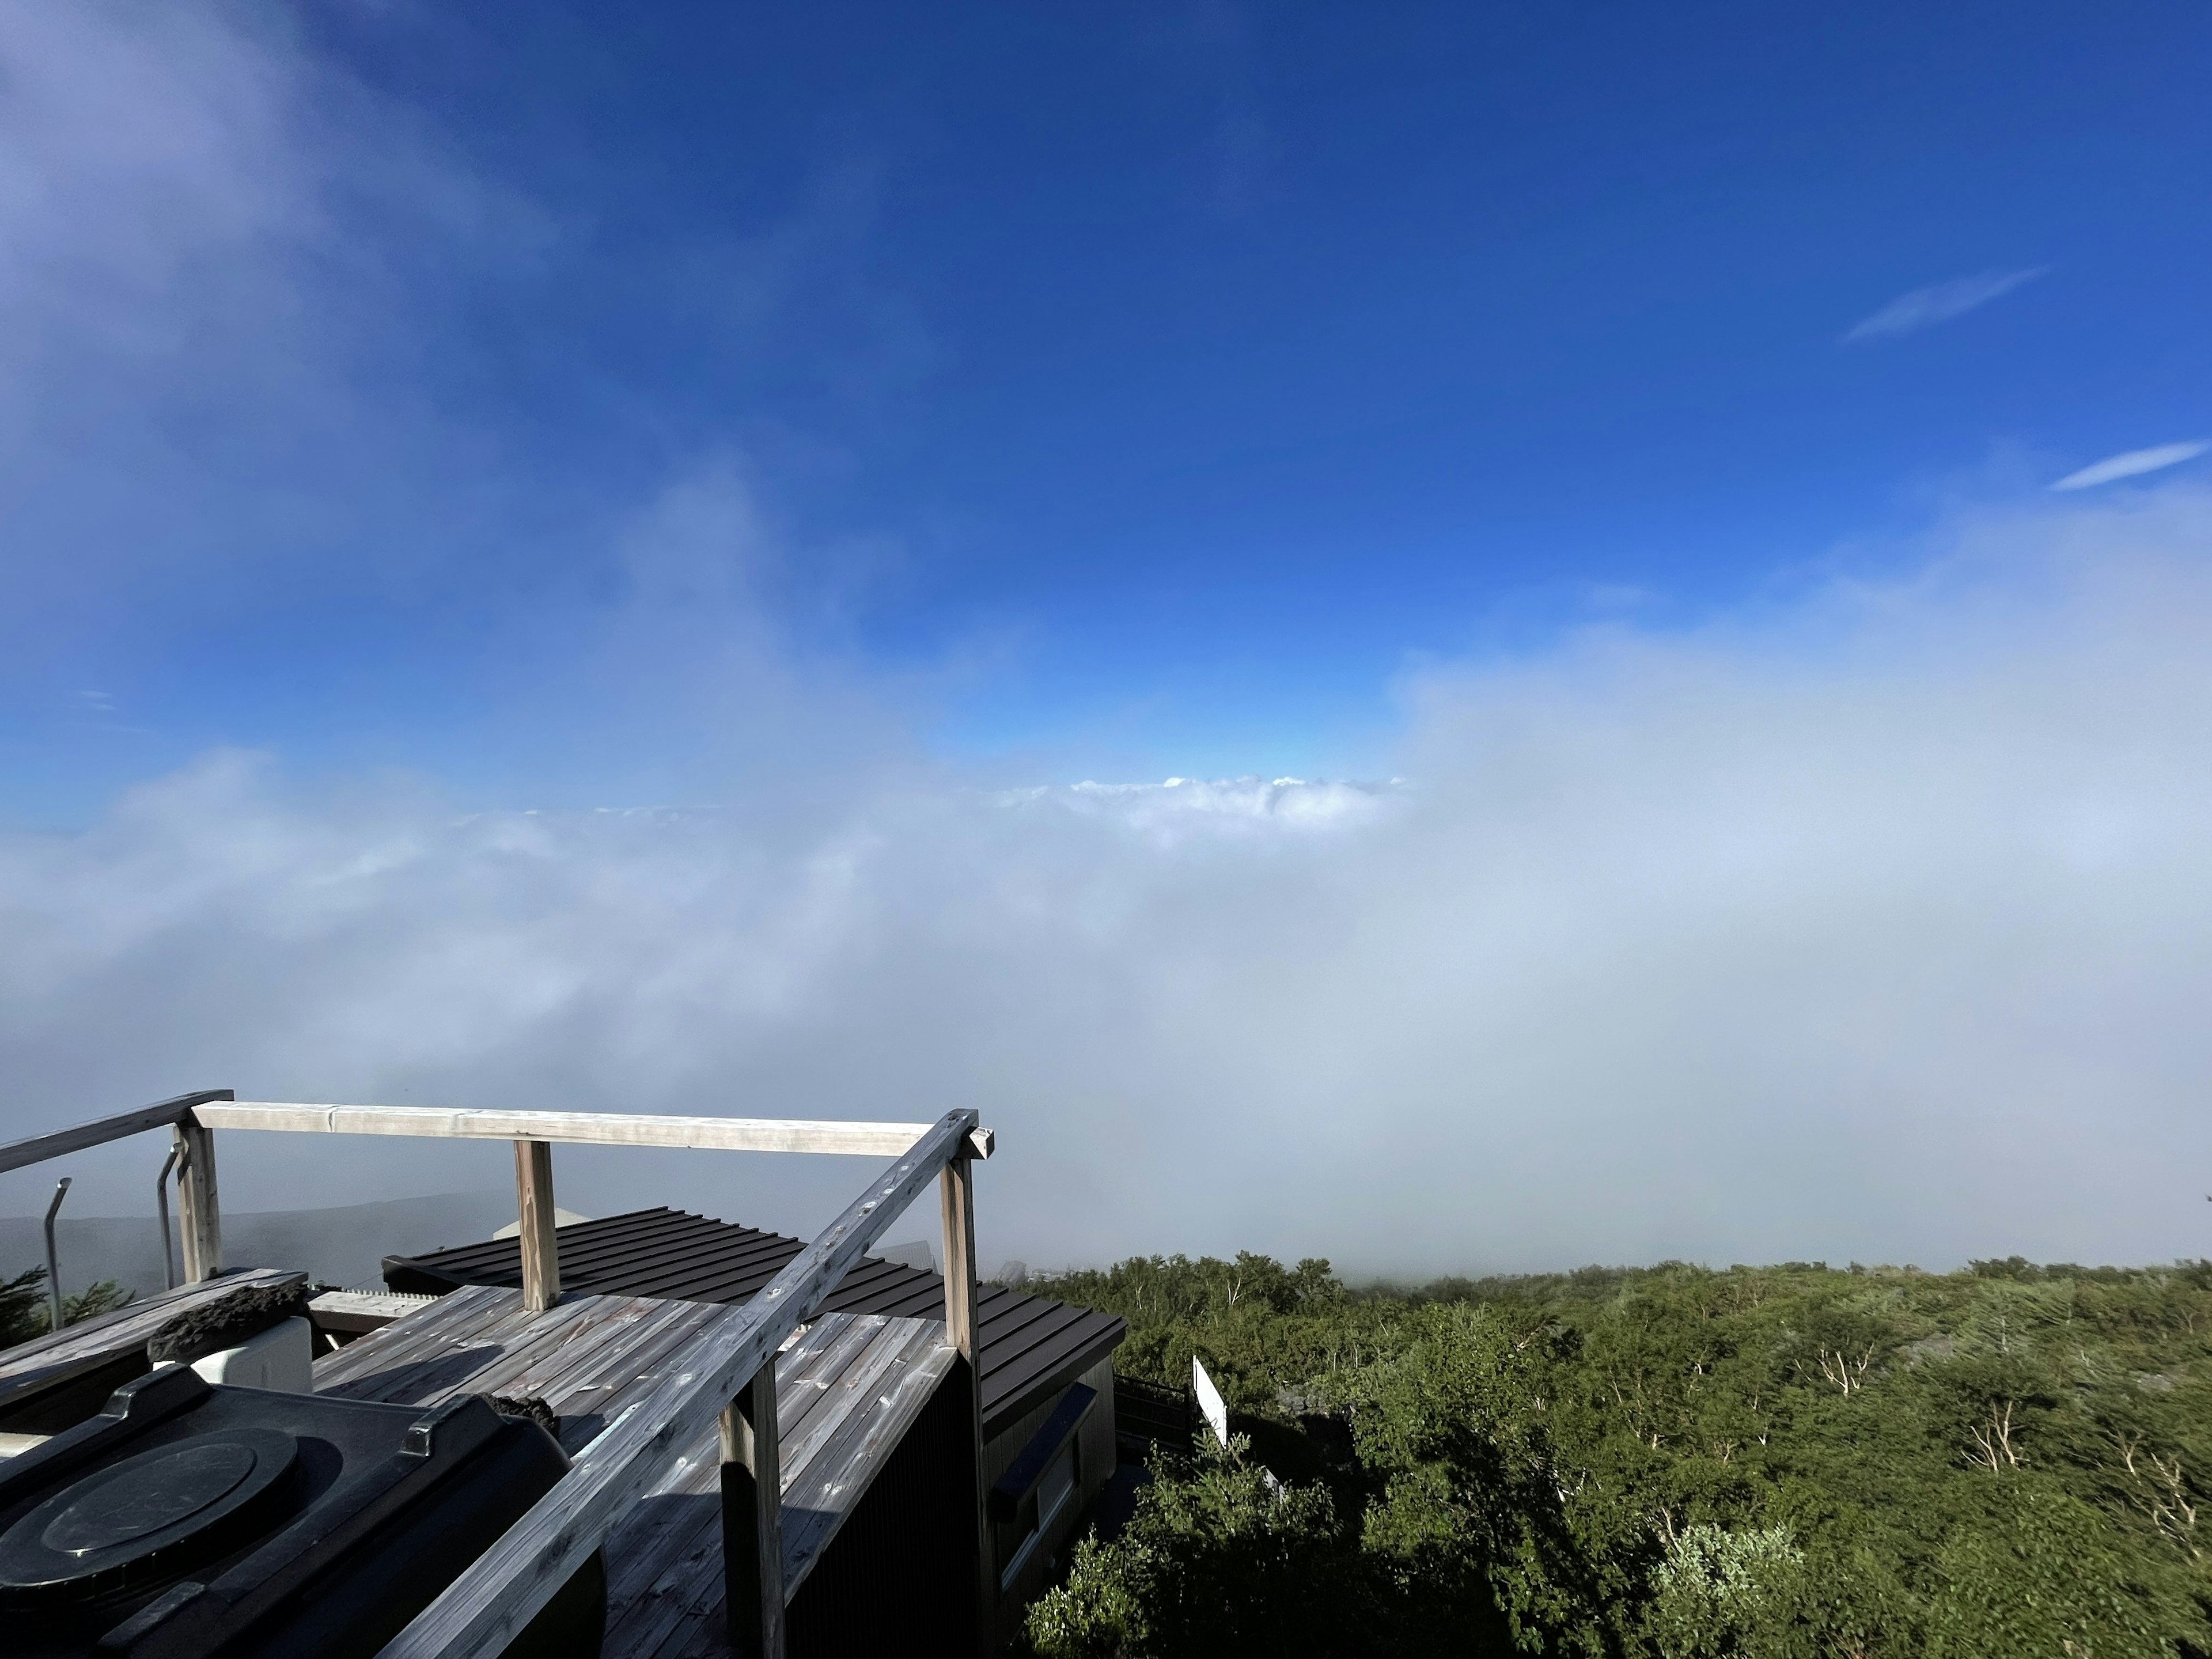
[[1026, 1434, 1362, 1659]]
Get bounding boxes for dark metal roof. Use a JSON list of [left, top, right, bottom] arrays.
[[383, 1207, 1124, 1438]]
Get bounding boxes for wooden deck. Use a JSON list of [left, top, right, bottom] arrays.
[[312, 1284, 958, 1658]]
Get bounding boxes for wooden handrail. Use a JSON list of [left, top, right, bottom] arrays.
[[192, 1101, 994, 1160], [2, 1089, 998, 1656], [0, 1089, 232, 1175], [376, 1108, 982, 1659]]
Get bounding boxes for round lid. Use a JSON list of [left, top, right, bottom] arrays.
[[0, 1427, 299, 1603]]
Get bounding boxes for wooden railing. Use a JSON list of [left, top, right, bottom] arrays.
[[0, 1089, 233, 1283], [0, 1090, 999, 1659]]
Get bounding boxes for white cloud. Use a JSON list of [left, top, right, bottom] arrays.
[[1041, 776, 1401, 841], [1843, 267, 2046, 342], [6, 486, 2212, 1279], [2052, 441, 2210, 491]]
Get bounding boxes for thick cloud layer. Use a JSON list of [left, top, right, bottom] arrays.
[[6, 485, 2210, 1276]]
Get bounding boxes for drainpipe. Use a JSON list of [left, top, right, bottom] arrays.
[[156, 1149, 180, 1290], [43, 1178, 71, 1334]]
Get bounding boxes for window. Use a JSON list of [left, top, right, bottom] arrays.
[[997, 1490, 1041, 1588], [1037, 1438, 1077, 1531], [997, 1408, 1086, 1589]]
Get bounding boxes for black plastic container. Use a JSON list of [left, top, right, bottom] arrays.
[[0, 1365, 604, 1659]]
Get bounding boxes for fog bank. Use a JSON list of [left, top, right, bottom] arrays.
[[6, 488, 2210, 1277]]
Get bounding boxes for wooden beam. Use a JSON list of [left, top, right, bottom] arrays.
[[720, 1358, 786, 1659], [0, 1089, 232, 1176], [940, 1150, 994, 1655], [375, 1108, 980, 1659], [194, 1102, 995, 1160], [512, 1140, 559, 1313], [173, 1120, 222, 1283]]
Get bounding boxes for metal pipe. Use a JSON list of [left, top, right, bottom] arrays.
[[42, 1178, 71, 1334], [155, 1148, 180, 1290]]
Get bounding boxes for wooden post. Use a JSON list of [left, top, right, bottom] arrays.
[[512, 1139, 560, 1313], [940, 1150, 993, 1654], [720, 1359, 785, 1659], [173, 1120, 222, 1282]]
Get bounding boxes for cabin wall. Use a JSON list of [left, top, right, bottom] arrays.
[[988, 1352, 1118, 1628], [1074, 1353, 1117, 1521]]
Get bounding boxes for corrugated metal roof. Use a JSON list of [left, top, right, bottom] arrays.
[[383, 1207, 1124, 1438]]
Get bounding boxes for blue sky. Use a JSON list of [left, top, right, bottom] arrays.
[[7, 0, 2211, 815]]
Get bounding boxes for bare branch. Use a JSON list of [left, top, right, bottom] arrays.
[[1816, 1343, 1875, 1396], [1965, 1399, 2022, 1471]]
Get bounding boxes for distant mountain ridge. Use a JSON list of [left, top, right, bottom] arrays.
[[0, 1191, 515, 1299]]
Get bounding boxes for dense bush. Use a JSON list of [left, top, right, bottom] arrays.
[[1031, 1435, 1363, 1659], [1020, 1253, 2212, 1656]]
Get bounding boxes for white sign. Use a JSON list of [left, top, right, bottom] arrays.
[[1192, 1355, 1230, 1449]]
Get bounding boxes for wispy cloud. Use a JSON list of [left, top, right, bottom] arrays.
[[2051, 441, 2210, 491], [1843, 267, 2047, 342], [0, 0, 544, 692]]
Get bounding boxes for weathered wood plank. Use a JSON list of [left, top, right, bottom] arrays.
[[541, 1304, 724, 1400], [495, 1299, 707, 1411], [173, 1120, 222, 1282], [771, 1318, 912, 1488], [196, 1102, 995, 1160], [768, 1317, 889, 1459], [478, 1302, 720, 1451], [312, 1283, 520, 1385], [779, 1324, 954, 1590], [311, 1285, 521, 1396], [512, 1140, 560, 1313], [783, 1384, 944, 1586], [308, 1290, 439, 1335], [388, 1294, 632, 1404], [780, 1322, 944, 1522], [598, 1493, 724, 1659], [314, 1291, 684, 1419], [0, 1090, 231, 1176], [377, 1109, 979, 1659]]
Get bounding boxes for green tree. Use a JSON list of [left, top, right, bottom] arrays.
[[1927, 1479, 2204, 1658], [1346, 1302, 1637, 1655], [1645, 1524, 1803, 1658], [1026, 1252, 2212, 1657], [0, 1269, 134, 1346], [0, 1266, 46, 1347], [1026, 1435, 1363, 1659]]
